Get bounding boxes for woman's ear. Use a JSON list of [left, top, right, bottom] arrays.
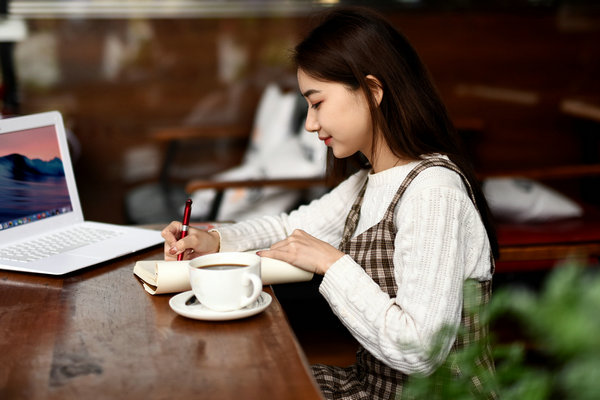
[[366, 74, 383, 106]]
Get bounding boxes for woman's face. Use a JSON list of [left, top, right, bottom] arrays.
[[298, 69, 373, 160]]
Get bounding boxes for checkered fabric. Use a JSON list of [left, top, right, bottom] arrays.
[[312, 158, 497, 399]]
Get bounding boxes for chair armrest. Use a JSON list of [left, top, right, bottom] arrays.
[[152, 125, 249, 142], [480, 164, 600, 181], [560, 97, 600, 123], [185, 177, 328, 193]]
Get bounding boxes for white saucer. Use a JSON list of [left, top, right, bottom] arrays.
[[169, 290, 272, 321]]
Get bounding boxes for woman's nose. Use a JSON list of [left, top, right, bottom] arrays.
[[304, 111, 319, 133]]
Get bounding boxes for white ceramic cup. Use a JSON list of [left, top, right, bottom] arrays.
[[188, 252, 262, 312]]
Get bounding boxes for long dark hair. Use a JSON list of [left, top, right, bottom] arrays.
[[293, 7, 499, 259]]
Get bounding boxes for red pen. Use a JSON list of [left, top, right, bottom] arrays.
[[177, 198, 193, 261]]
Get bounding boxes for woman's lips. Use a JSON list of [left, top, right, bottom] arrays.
[[319, 136, 332, 146]]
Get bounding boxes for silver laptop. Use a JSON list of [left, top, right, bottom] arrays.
[[0, 111, 164, 275]]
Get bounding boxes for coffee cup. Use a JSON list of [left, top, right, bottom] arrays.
[[188, 252, 262, 312]]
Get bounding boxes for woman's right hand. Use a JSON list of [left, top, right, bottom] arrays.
[[161, 221, 220, 261]]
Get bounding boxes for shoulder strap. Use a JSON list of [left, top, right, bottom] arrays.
[[339, 177, 369, 248], [382, 157, 479, 221], [383, 156, 494, 274]]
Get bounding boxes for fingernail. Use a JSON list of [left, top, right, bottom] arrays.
[[169, 246, 178, 255]]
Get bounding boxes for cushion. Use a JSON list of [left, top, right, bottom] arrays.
[[482, 177, 583, 223], [190, 84, 326, 221]]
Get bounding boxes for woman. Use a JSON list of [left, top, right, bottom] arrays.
[[163, 7, 498, 399]]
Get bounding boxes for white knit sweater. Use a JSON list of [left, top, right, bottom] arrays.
[[215, 156, 492, 375]]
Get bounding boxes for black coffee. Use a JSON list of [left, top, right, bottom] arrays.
[[200, 264, 249, 271]]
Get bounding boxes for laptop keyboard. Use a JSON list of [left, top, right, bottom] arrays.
[[0, 226, 124, 263]]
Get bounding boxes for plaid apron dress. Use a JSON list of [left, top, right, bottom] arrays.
[[312, 158, 497, 399]]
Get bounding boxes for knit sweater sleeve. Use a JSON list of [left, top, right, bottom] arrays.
[[214, 171, 368, 252], [319, 183, 490, 376]]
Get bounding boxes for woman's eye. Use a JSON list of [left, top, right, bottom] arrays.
[[311, 102, 321, 110]]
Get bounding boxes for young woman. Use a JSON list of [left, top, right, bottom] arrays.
[[162, 7, 498, 399]]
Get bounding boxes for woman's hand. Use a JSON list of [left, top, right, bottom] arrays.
[[258, 229, 344, 275], [161, 221, 220, 261]]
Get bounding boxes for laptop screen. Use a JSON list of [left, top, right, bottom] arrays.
[[0, 124, 73, 232]]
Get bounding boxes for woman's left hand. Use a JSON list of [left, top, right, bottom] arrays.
[[257, 229, 345, 275]]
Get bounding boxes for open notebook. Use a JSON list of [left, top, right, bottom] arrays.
[[134, 252, 314, 295], [0, 111, 163, 275]]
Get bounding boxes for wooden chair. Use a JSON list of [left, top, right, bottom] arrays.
[[484, 97, 600, 272], [148, 83, 326, 222]]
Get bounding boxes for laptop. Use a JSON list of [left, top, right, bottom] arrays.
[[0, 111, 164, 275]]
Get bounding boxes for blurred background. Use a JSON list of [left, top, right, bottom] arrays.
[[1, 0, 599, 225]]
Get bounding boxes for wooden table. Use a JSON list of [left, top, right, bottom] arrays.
[[0, 246, 323, 400]]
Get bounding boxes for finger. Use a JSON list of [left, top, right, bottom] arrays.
[[161, 221, 182, 243], [260, 248, 316, 274], [165, 234, 189, 260], [270, 229, 308, 250], [258, 247, 294, 264], [172, 237, 191, 256], [163, 223, 182, 260], [171, 229, 207, 257], [290, 228, 308, 238], [268, 238, 290, 251], [180, 230, 203, 252], [161, 220, 181, 234], [177, 248, 196, 261], [164, 241, 178, 260]]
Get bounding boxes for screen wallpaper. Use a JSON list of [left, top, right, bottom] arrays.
[[0, 125, 72, 231]]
